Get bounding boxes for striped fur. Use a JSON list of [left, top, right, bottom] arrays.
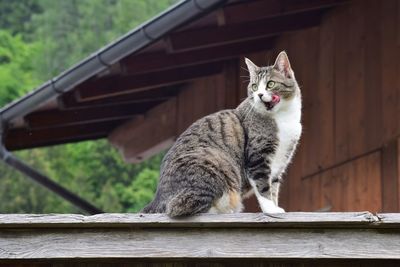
[[142, 52, 301, 216]]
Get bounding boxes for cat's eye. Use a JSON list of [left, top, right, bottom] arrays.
[[251, 84, 258, 91], [267, 81, 275, 89]]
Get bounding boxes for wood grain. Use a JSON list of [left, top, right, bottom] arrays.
[[301, 152, 382, 212], [0, 213, 400, 260], [0, 212, 388, 229], [381, 0, 398, 143], [108, 98, 177, 163], [347, 0, 366, 158], [381, 139, 399, 212], [333, 5, 350, 164]]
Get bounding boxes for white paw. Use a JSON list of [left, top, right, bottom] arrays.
[[264, 206, 285, 213], [258, 197, 286, 213]]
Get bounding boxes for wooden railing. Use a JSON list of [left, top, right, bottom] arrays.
[[0, 212, 399, 266]]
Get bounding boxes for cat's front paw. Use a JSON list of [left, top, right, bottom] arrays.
[[264, 206, 285, 213]]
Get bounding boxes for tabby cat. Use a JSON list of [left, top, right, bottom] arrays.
[[142, 51, 302, 216]]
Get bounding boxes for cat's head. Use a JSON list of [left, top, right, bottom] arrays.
[[245, 51, 300, 115]]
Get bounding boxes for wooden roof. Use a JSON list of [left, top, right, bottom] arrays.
[[3, 0, 347, 150]]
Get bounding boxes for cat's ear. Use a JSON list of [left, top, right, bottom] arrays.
[[245, 57, 259, 77], [273, 51, 293, 78]]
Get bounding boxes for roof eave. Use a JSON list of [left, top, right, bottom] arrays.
[[0, 0, 228, 126]]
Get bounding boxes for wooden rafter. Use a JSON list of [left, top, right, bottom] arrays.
[[5, 119, 129, 151], [24, 101, 161, 129], [169, 9, 324, 51], [109, 98, 177, 163], [122, 36, 275, 74], [59, 86, 180, 109], [222, 0, 348, 25], [76, 62, 224, 101]]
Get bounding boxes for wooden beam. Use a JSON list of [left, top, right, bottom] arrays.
[[59, 86, 180, 109], [122, 36, 275, 74], [169, 9, 324, 52], [1, 213, 400, 261], [109, 98, 177, 163], [222, 0, 348, 25], [25, 101, 160, 129], [0, 212, 382, 228], [77, 62, 224, 101], [4, 119, 129, 151]]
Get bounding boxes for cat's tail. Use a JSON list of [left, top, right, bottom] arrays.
[[166, 189, 214, 217], [141, 201, 158, 213]]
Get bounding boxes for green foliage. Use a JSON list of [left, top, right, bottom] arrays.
[[0, 31, 40, 106], [0, 0, 41, 36], [117, 168, 160, 212], [29, 0, 177, 80], [0, 0, 176, 213]]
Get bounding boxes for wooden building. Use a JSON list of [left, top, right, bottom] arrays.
[[1, 0, 400, 264], [1, 0, 399, 213]]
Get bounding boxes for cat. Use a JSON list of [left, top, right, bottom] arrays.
[[142, 51, 302, 216]]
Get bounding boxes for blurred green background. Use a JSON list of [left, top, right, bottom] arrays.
[[0, 0, 177, 213]]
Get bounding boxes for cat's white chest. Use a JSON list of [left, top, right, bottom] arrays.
[[269, 98, 302, 179]]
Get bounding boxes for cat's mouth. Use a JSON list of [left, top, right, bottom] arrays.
[[263, 94, 280, 110]]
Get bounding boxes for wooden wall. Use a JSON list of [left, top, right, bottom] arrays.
[[243, 0, 400, 212], [111, 0, 400, 213]]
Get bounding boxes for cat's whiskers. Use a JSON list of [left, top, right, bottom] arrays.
[[240, 66, 250, 73]]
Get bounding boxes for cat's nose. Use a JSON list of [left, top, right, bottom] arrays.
[[258, 93, 263, 100]]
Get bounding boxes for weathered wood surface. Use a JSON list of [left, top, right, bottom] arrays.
[[0, 212, 384, 228], [0, 213, 400, 260]]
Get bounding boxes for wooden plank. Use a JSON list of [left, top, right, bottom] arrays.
[[347, 0, 366, 158], [398, 138, 400, 210], [122, 36, 276, 74], [2, 227, 400, 259], [308, 151, 382, 212], [5, 119, 128, 151], [377, 213, 400, 227], [0, 212, 382, 229], [366, 150, 383, 212], [0, 260, 398, 267], [223, 59, 240, 109], [334, 5, 350, 164], [109, 98, 177, 163], [177, 75, 222, 134], [169, 10, 323, 52], [300, 173, 323, 212], [77, 62, 224, 101], [381, 0, 399, 142], [59, 86, 180, 110], [299, 28, 320, 177], [381, 139, 400, 212], [2, 213, 400, 260], [316, 9, 335, 172], [25, 101, 160, 129], [364, 0, 383, 152]]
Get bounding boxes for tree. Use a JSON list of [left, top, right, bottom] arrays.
[[0, 0, 42, 37], [0, 30, 40, 106], [0, 0, 176, 213]]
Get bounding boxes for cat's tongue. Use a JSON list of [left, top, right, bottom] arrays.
[[265, 94, 280, 110], [271, 94, 280, 104]]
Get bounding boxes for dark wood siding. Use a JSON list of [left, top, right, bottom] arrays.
[[109, 0, 400, 213], [260, 0, 400, 212]]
